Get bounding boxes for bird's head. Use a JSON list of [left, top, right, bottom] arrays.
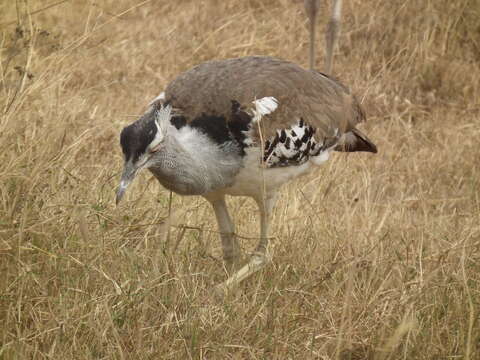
[[116, 104, 172, 204]]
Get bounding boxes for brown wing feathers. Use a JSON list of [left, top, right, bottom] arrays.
[[163, 56, 376, 155]]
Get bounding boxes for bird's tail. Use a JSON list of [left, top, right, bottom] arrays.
[[304, 0, 343, 74], [335, 128, 378, 153]]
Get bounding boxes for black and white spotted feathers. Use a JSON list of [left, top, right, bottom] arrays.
[[263, 119, 335, 167], [229, 98, 339, 168]]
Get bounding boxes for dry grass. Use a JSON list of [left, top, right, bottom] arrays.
[[1, 0, 479, 358]]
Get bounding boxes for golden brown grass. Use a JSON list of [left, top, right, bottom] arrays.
[[1, 0, 479, 358]]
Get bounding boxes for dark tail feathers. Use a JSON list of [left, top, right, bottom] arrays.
[[334, 128, 377, 153]]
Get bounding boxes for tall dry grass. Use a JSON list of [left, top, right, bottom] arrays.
[[1, 0, 479, 358]]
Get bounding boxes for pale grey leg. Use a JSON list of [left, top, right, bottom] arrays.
[[207, 196, 241, 272], [254, 194, 277, 256], [217, 193, 278, 291], [325, 0, 343, 74]]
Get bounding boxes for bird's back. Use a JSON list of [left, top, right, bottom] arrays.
[[164, 56, 366, 143]]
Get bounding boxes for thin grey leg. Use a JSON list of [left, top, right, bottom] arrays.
[[253, 194, 277, 257], [217, 193, 278, 291], [325, 0, 343, 74], [206, 195, 241, 272]]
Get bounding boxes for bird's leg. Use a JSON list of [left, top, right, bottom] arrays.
[[217, 194, 277, 291], [325, 0, 343, 74], [304, 0, 319, 70], [304, 0, 342, 73], [207, 196, 241, 273]]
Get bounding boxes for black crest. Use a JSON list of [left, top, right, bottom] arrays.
[[120, 110, 157, 163]]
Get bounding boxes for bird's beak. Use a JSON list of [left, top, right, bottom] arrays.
[[116, 162, 137, 205]]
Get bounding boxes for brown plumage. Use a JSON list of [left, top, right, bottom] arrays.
[[162, 56, 376, 154]]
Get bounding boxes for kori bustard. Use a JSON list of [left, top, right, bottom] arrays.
[[116, 0, 377, 291]]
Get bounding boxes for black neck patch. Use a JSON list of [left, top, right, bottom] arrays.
[[228, 100, 252, 155], [170, 115, 187, 129], [188, 100, 253, 156], [190, 113, 232, 145]]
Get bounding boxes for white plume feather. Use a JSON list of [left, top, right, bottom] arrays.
[[251, 96, 278, 123], [150, 104, 172, 149], [149, 91, 166, 106], [254, 96, 278, 116]]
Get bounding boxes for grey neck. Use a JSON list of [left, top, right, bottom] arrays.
[[147, 128, 242, 196]]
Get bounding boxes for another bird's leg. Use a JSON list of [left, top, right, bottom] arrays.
[[304, 0, 320, 70], [325, 0, 343, 74], [207, 195, 241, 273], [217, 194, 278, 291]]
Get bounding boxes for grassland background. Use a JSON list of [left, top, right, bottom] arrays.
[[1, 0, 479, 358]]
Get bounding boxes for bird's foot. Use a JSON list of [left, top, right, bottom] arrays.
[[223, 252, 244, 275], [215, 252, 272, 295]]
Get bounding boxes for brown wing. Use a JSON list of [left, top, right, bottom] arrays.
[[164, 56, 367, 145]]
